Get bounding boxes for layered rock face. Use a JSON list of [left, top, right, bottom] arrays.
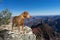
[[31, 23, 60, 40]]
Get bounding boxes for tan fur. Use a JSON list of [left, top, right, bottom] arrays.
[[12, 11, 31, 33]]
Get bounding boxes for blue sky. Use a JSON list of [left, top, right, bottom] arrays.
[[0, 0, 60, 16]]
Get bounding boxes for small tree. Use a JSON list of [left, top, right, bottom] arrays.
[[0, 9, 12, 26]]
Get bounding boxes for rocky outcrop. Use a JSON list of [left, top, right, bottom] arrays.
[[0, 26, 36, 40]]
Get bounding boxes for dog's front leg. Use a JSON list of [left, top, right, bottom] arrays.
[[22, 23, 24, 33]]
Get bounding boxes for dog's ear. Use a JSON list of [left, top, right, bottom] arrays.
[[23, 11, 28, 15]]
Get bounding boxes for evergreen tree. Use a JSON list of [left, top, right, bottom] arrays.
[[0, 9, 12, 26]]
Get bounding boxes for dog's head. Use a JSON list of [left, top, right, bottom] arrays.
[[22, 11, 31, 18]]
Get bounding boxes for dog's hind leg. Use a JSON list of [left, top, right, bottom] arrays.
[[11, 22, 14, 32]]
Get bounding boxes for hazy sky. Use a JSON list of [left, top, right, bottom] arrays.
[[0, 0, 60, 16]]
